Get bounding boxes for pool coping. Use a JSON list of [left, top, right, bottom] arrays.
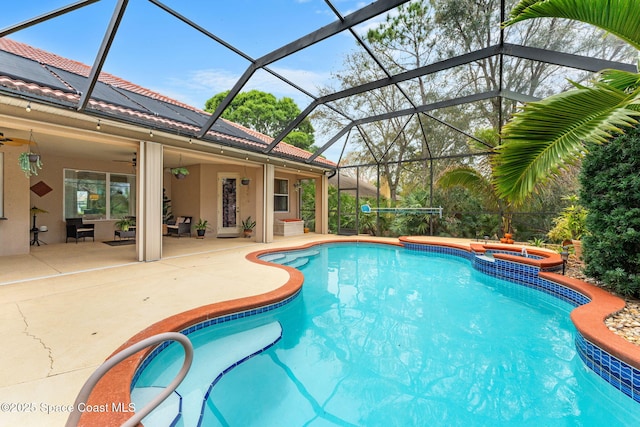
[[78, 237, 640, 425]]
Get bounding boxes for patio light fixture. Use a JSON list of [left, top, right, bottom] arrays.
[[561, 246, 569, 275]]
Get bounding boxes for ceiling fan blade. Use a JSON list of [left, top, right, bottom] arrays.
[[0, 133, 31, 145]]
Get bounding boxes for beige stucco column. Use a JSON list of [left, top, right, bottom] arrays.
[[138, 141, 163, 261], [262, 163, 275, 243], [315, 174, 328, 234]]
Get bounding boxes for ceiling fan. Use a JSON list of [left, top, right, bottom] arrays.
[[0, 132, 31, 146], [113, 153, 137, 167]]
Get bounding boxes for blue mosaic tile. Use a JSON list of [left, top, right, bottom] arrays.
[[131, 290, 300, 390]]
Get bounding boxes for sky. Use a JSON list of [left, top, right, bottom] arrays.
[[1, 0, 397, 162]]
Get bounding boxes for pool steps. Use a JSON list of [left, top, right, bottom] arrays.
[[131, 321, 283, 427], [260, 249, 320, 267], [129, 386, 181, 427]]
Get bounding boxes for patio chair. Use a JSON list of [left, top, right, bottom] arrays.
[[66, 218, 95, 243], [166, 216, 192, 237]]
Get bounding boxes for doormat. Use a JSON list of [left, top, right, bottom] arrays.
[[103, 240, 135, 246]]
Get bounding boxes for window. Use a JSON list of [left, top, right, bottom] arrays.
[[274, 178, 289, 212], [64, 169, 136, 220]]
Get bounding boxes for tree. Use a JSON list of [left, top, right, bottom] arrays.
[[436, 129, 515, 235], [204, 90, 316, 151], [495, 0, 640, 205], [317, 0, 632, 203], [580, 127, 640, 297]]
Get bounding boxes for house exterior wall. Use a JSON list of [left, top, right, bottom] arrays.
[[273, 170, 301, 221], [0, 146, 30, 255], [22, 150, 136, 245], [168, 163, 260, 238]]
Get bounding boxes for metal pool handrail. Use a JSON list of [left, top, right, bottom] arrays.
[[66, 332, 193, 427]]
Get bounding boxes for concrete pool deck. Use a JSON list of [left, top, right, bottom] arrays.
[[1, 235, 636, 425]]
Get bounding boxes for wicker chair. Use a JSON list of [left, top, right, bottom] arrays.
[[166, 216, 192, 237], [65, 218, 95, 243]]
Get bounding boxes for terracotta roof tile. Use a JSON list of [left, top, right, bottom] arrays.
[[0, 38, 335, 167]]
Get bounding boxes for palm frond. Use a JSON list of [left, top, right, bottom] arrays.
[[437, 166, 498, 206], [496, 81, 640, 204], [504, 0, 640, 50]]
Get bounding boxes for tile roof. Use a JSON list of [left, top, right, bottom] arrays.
[[0, 38, 335, 167]]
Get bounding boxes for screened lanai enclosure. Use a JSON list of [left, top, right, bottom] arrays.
[[2, 0, 637, 241]]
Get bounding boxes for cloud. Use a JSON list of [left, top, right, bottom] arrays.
[[165, 66, 333, 109]]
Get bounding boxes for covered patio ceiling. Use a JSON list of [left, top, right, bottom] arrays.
[[0, 0, 636, 169]]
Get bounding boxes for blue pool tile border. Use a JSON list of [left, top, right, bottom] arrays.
[[403, 241, 639, 404], [130, 290, 301, 391], [576, 333, 640, 403]]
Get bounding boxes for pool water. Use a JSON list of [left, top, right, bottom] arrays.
[[133, 243, 640, 426]]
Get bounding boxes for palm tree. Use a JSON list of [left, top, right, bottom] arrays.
[[438, 129, 515, 236], [495, 0, 640, 205]]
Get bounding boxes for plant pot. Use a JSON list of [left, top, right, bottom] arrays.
[[572, 239, 583, 260], [174, 173, 186, 180], [243, 229, 253, 238], [28, 154, 40, 163], [304, 227, 310, 233], [197, 229, 205, 238], [241, 179, 250, 185]]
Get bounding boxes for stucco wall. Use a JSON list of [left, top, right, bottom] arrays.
[[27, 152, 137, 244], [0, 146, 30, 255]]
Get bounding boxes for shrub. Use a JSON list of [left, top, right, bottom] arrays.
[[579, 126, 640, 297]]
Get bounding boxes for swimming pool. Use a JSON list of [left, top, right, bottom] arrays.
[[132, 242, 640, 426]]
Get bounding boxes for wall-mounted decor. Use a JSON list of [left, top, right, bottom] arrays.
[[30, 180, 52, 197]]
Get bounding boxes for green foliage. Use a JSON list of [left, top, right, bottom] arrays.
[[299, 180, 316, 229], [580, 126, 640, 297], [528, 237, 546, 247], [171, 167, 189, 176], [18, 152, 42, 177], [431, 186, 501, 238], [204, 90, 315, 150], [114, 217, 135, 231], [194, 218, 209, 230], [504, 0, 640, 50], [242, 216, 256, 231], [497, 0, 640, 204], [547, 196, 588, 242]]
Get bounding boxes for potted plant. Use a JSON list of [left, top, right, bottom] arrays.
[[242, 216, 256, 238], [18, 152, 43, 177], [241, 177, 250, 185], [115, 217, 135, 232], [547, 195, 587, 259], [171, 167, 189, 179], [194, 218, 209, 238]]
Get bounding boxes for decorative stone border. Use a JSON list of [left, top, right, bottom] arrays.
[[79, 238, 639, 425]]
